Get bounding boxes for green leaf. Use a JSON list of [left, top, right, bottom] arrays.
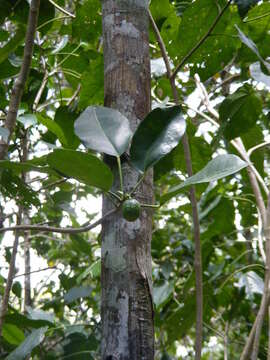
[[235, 0, 258, 18], [47, 149, 113, 191], [17, 114, 37, 129], [0, 27, 25, 65], [161, 155, 248, 204], [173, 0, 240, 80], [37, 114, 67, 146], [2, 324, 25, 345], [26, 307, 54, 324], [236, 25, 270, 70], [64, 286, 92, 304], [54, 107, 80, 149], [153, 281, 174, 308], [219, 84, 262, 140], [79, 56, 104, 108], [6, 327, 48, 360], [0, 160, 53, 175], [77, 260, 101, 283], [130, 106, 186, 173], [74, 106, 132, 156]]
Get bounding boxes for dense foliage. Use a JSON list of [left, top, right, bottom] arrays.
[[0, 0, 270, 358]]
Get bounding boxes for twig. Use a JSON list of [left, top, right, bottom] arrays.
[[247, 141, 270, 158], [0, 0, 40, 160], [0, 207, 118, 234], [171, 0, 233, 80], [48, 0, 75, 18], [149, 10, 203, 359], [14, 266, 58, 278], [33, 70, 49, 111], [251, 193, 270, 359], [67, 84, 81, 106], [0, 208, 23, 337]]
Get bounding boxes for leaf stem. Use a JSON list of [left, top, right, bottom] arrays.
[[130, 173, 145, 196], [117, 156, 124, 194], [140, 203, 160, 209]]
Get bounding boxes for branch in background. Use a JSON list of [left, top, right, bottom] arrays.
[[14, 266, 58, 278], [48, 0, 75, 18], [0, 207, 118, 235], [251, 193, 270, 359], [21, 131, 32, 311], [171, 0, 233, 80], [67, 84, 81, 106], [0, 208, 23, 337], [0, 0, 41, 160], [149, 10, 203, 359], [194, 73, 268, 218]]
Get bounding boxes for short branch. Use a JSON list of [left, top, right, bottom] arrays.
[[0, 207, 118, 234]]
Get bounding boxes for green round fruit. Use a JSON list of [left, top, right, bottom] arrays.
[[122, 199, 141, 222]]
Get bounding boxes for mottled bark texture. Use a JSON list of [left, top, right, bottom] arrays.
[[101, 0, 154, 359]]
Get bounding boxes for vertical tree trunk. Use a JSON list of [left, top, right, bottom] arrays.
[[101, 0, 154, 358]]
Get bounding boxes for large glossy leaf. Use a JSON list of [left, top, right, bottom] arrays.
[[6, 327, 48, 360], [47, 149, 113, 191], [219, 84, 262, 140], [130, 106, 186, 173], [161, 155, 248, 204], [74, 106, 132, 156]]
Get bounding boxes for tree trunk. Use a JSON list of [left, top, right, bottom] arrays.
[[101, 0, 154, 359]]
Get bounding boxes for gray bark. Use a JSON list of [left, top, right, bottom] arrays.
[[101, 0, 154, 359]]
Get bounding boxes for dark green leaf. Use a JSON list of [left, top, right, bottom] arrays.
[[74, 106, 132, 156], [130, 106, 186, 173], [162, 155, 248, 204], [235, 0, 258, 18], [236, 25, 270, 71], [37, 114, 67, 146], [153, 281, 174, 308], [219, 84, 262, 140], [54, 107, 80, 149], [6, 327, 48, 360], [47, 149, 113, 191]]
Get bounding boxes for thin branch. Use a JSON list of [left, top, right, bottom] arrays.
[[149, 10, 203, 359], [247, 141, 270, 158], [251, 193, 270, 359], [33, 70, 49, 111], [171, 0, 233, 80], [0, 0, 40, 160], [67, 84, 81, 106], [194, 74, 268, 210], [14, 266, 58, 278], [48, 0, 75, 18], [0, 207, 118, 234], [0, 208, 23, 337]]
